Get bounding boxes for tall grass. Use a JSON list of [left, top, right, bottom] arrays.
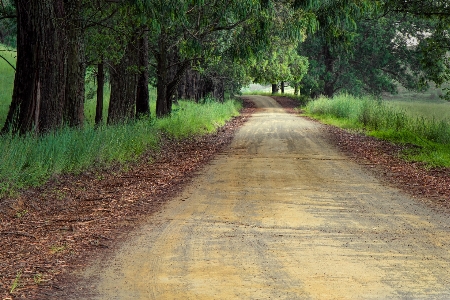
[[387, 100, 450, 122], [157, 99, 240, 139], [0, 99, 241, 197], [305, 94, 450, 167]]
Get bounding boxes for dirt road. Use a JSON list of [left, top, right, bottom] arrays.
[[80, 96, 450, 299]]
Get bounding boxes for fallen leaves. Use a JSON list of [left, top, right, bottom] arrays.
[[0, 99, 255, 299]]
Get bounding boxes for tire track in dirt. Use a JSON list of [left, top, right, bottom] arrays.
[[76, 95, 450, 299]]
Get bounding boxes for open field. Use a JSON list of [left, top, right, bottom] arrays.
[[383, 85, 450, 122], [0, 44, 15, 128]]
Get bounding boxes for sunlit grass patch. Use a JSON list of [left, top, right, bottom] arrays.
[[0, 99, 241, 197], [305, 94, 450, 167], [156, 99, 241, 139]]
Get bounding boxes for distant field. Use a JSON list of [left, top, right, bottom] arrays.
[[0, 44, 16, 128], [243, 83, 450, 122], [386, 99, 450, 122], [383, 85, 450, 122]]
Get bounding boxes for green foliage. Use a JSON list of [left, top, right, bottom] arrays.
[[0, 99, 241, 197], [388, 99, 450, 122], [299, 13, 430, 98], [0, 1, 16, 47], [305, 94, 450, 167], [10, 270, 21, 294], [382, 0, 450, 99]]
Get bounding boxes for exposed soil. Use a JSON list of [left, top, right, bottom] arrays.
[[271, 95, 450, 208], [1, 95, 450, 299], [70, 95, 450, 299], [0, 99, 256, 300]]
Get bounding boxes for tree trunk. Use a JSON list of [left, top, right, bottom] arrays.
[[2, 0, 67, 134], [95, 61, 104, 126], [108, 40, 139, 124], [156, 37, 169, 117], [214, 79, 224, 102], [155, 37, 190, 117], [64, 1, 85, 128], [271, 83, 279, 94], [136, 28, 150, 118], [281, 81, 285, 94], [323, 44, 335, 98], [294, 84, 299, 96]]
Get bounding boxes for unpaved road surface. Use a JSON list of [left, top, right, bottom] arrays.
[[79, 96, 450, 299]]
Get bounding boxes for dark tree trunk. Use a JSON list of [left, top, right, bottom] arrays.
[[155, 37, 190, 117], [136, 29, 150, 118], [156, 37, 169, 117], [271, 83, 279, 94], [108, 40, 139, 124], [2, 0, 67, 134], [64, 1, 85, 128], [294, 84, 299, 96], [214, 79, 224, 102], [323, 44, 335, 98], [176, 71, 185, 100], [95, 61, 104, 126], [281, 81, 285, 94]]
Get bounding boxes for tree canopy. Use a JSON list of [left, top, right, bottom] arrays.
[[0, 0, 450, 133]]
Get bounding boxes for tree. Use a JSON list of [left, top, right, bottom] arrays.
[[300, 15, 431, 98], [382, 0, 450, 99], [251, 45, 299, 94], [249, 1, 315, 94], [289, 54, 309, 95], [2, 0, 70, 134], [144, 0, 267, 117]]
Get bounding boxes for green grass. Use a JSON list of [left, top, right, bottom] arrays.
[[305, 94, 450, 168], [0, 45, 242, 197], [0, 44, 16, 128], [386, 99, 450, 122], [0, 99, 241, 197], [156, 99, 240, 139]]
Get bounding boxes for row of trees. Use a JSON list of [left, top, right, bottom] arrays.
[[0, 0, 449, 134]]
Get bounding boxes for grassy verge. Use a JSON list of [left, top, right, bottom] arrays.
[[0, 99, 241, 197], [304, 94, 450, 168]]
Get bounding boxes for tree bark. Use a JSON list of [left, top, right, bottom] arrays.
[[95, 61, 104, 126], [281, 81, 285, 94], [136, 28, 150, 118], [64, 1, 85, 128], [108, 40, 139, 124], [156, 37, 169, 117], [271, 83, 279, 94], [2, 0, 68, 134], [155, 37, 190, 117], [323, 44, 335, 98]]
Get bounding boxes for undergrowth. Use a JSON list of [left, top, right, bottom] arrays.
[[305, 94, 450, 168], [0, 99, 241, 197]]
